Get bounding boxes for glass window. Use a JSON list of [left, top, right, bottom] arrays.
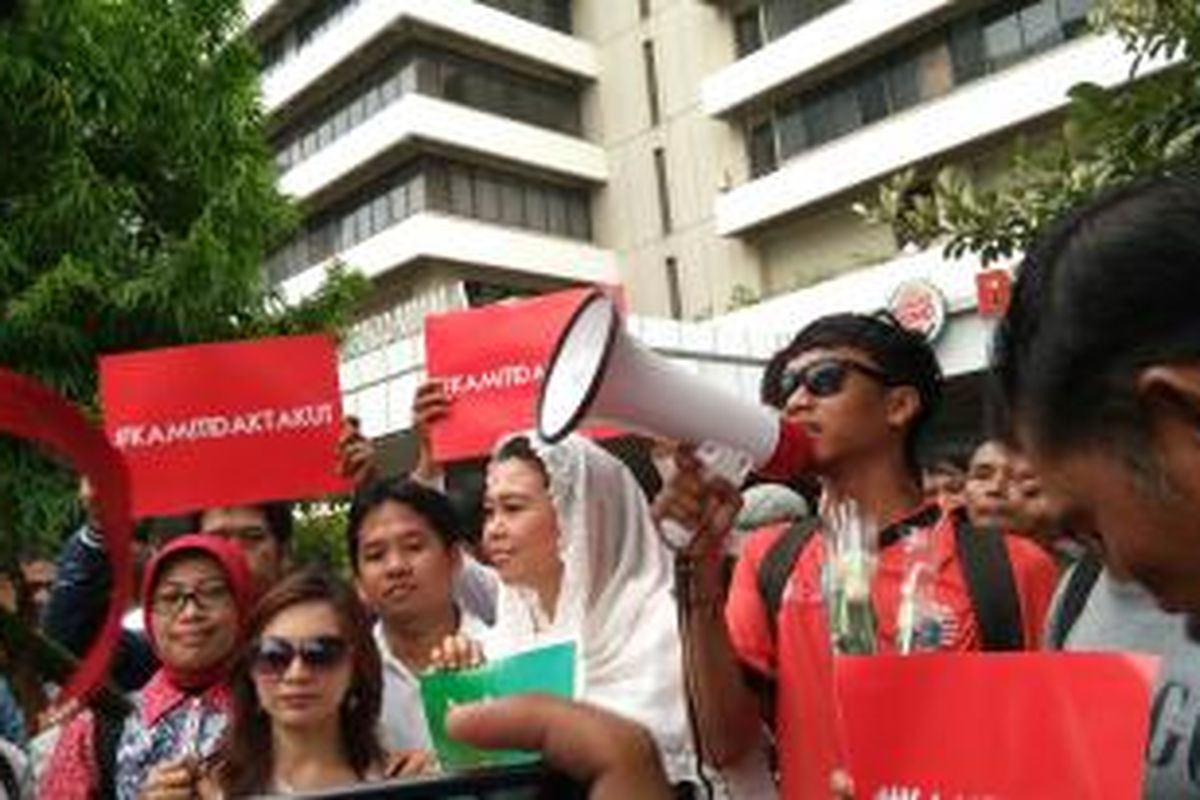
[[566, 195, 590, 240], [804, 84, 860, 146], [735, 9, 763, 57], [525, 185, 549, 231], [1020, 0, 1063, 54], [476, 173, 502, 222], [500, 180, 525, 227], [949, 17, 987, 83], [388, 183, 406, 223], [914, 41, 954, 102], [354, 204, 373, 244], [857, 72, 889, 124], [546, 189, 569, 235], [749, 120, 778, 177], [371, 194, 391, 231], [449, 166, 474, 216], [776, 100, 807, 160], [886, 56, 921, 112], [1058, 0, 1091, 37], [409, 170, 428, 213], [983, 10, 1024, 71]]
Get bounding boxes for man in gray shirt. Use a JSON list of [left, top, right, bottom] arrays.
[[1047, 558, 1200, 797]]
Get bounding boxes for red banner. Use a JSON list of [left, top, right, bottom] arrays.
[[100, 335, 347, 517], [424, 288, 619, 462], [837, 653, 1156, 799]]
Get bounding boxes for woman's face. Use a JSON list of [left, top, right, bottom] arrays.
[[148, 555, 239, 675], [483, 458, 562, 589], [251, 600, 353, 731]]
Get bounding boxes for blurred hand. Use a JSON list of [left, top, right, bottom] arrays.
[[651, 446, 741, 562], [448, 695, 671, 800], [79, 476, 102, 534], [831, 768, 856, 799], [429, 633, 485, 671], [412, 380, 450, 483], [337, 415, 378, 488], [385, 748, 438, 778], [138, 757, 199, 800]]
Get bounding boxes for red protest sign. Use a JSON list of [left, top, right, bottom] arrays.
[[100, 334, 347, 517], [424, 287, 620, 462], [837, 653, 1156, 799]]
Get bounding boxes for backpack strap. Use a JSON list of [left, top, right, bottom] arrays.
[[1048, 554, 1103, 650], [954, 515, 1025, 651], [757, 517, 820, 640]]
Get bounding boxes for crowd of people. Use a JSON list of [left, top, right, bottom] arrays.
[[2, 174, 1200, 798]]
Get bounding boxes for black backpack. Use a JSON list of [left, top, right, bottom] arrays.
[[755, 510, 1025, 651]]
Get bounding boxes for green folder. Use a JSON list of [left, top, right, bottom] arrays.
[[419, 641, 577, 770]]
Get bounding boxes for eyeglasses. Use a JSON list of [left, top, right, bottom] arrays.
[[251, 636, 349, 677], [779, 357, 892, 400], [150, 582, 232, 617]]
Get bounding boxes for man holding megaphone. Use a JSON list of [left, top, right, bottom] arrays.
[[626, 311, 1059, 798]]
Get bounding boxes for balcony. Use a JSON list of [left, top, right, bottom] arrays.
[[279, 94, 606, 207], [715, 34, 1170, 236], [278, 212, 619, 303], [261, 0, 598, 118]]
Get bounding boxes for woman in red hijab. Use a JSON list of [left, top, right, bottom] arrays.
[[39, 534, 254, 800]]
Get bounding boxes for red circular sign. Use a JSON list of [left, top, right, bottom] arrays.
[[888, 279, 947, 342], [0, 370, 133, 711]]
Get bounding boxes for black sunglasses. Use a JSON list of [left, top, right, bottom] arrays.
[[251, 635, 349, 677], [779, 357, 892, 400]]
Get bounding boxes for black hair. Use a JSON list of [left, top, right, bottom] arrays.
[[492, 435, 549, 483], [345, 479, 462, 571], [993, 173, 1200, 460], [188, 500, 294, 546], [761, 311, 943, 474]]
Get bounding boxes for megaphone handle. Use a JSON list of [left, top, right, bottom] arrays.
[[659, 441, 753, 551]]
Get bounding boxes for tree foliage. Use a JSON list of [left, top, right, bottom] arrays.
[[856, 0, 1200, 262], [0, 0, 367, 559]]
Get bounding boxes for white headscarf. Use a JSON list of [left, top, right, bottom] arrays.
[[487, 433, 694, 782]]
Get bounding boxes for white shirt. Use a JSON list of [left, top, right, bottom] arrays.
[[375, 609, 490, 751]]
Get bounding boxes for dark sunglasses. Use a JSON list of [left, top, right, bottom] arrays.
[[779, 357, 892, 400], [251, 635, 349, 677]]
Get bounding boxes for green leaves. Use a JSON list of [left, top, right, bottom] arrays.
[[0, 0, 365, 557]]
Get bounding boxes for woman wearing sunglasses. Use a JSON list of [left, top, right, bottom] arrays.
[[209, 567, 391, 796], [40, 533, 254, 800]]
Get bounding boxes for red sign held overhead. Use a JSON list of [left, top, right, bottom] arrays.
[[424, 287, 620, 462], [100, 334, 348, 517]]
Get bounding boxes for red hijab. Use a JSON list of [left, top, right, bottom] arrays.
[[141, 533, 256, 691]]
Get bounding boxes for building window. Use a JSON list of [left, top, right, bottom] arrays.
[[653, 148, 673, 234], [639, 0, 651, 19], [477, 0, 572, 33], [665, 257, 682, 319], [272, 46, 581, 173], [733, 0, 848, 56], [643, 40, 662, 126], [260, 0, 360, 74], [745, 0, 1095, 178], [266, 158, 591, 285]]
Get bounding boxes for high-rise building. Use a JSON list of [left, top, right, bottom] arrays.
[[244, 0, 1162, 449]]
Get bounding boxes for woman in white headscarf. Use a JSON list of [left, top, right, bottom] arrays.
[[472, 432, 774, 798]]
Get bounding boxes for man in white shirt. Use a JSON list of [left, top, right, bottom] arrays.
[[347, 479, 490, 750]]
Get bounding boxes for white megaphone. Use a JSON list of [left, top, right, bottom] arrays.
[[538, 290, 812, 545]]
